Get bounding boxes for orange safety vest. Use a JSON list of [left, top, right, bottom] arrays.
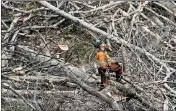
[[96, 51, 115, 69]]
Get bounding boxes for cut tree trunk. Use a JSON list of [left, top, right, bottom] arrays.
[[2, 89, 78, 99], [65, 67, 123, 110]]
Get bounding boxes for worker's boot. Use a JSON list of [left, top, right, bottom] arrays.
[[98, 79, 108, 91]]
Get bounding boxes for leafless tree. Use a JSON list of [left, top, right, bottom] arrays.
[[1, 1, 176, 111]]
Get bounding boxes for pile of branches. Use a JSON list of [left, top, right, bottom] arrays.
[[1, 1, 176, 111]]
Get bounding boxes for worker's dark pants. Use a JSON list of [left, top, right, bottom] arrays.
[[98, 67, 123, 88]]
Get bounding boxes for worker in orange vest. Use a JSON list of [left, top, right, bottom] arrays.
[[94, 39, 123, 90]]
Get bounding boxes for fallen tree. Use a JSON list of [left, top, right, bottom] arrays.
[[2, 89, 78, 99], [2, 1, 176, 111], [65, 66, 159, 111], [3, 36, 158, 110], [39, 1, 176, 96]]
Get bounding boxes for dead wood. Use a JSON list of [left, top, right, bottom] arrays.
[[2, 1, 176, 111]]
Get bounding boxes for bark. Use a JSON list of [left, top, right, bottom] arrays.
[[69, 1, 124, 13], [39, 1, 175, 72], [39, 1, 176, 95], [2, 83, 37, 110], [112, 80, 159, 111], [65, 67, 123, 110], [2, 97, 42, 106], [2, 1, 176, 110], [4, 75, 69, 83], [2, 89, 78, 99]]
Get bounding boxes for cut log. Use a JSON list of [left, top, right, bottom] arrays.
[[2, 89, 78, 99], [5, 75, 69, 83], [65, 67, 123, 110], [2, 75, 78, 89]]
